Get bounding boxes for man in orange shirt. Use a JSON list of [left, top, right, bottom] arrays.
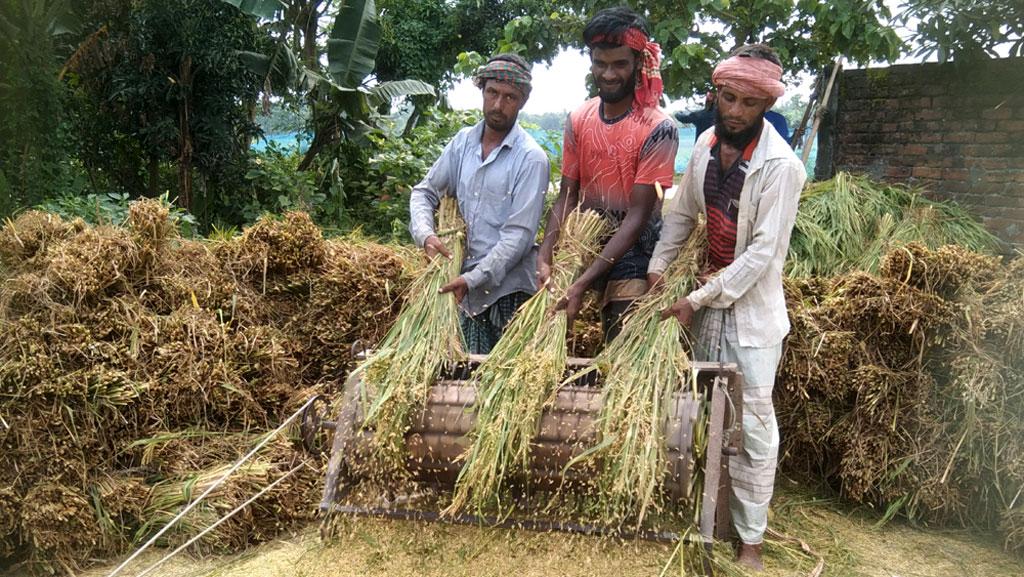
[[539, 6, 678, 339]]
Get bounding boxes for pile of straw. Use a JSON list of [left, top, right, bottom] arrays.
[[0, 202, 415, 574], [786, 172, 999, 277], [777, 242, 1024, 552]]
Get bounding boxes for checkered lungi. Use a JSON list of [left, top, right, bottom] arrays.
[[460, 291, 531, 355]]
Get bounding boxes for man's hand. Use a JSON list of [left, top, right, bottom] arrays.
[[424, 235, 452, 260], [646, 272, 664, 294], [554, 281, 586, 326], [537, 258, 552, 288], [660, 297, 696, 328], [439, 276, 469, 303]]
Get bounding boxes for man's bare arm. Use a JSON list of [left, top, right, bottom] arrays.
[[537, 176, 580, 286]]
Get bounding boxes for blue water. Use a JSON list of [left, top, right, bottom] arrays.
[[252, 132, 311, 153], [254, 126, 815, 176]]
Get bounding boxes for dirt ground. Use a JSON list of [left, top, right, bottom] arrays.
[[70, 478, 1023, 577]]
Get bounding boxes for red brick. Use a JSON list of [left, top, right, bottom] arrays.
[[912, 166, 942, 179], [915, 109, 943, 121], [886, 166, 912, 179], [942, 168, 969, 181], [949, 120, 980, 131], [900, 144, 929, 156], [1003, 120, 1024, 132], [970, 158, 1010, 170], [974, 132, 1009, 143], [943, 132, 975, 143], [970, 182, 1009, 195], [981, 107, 1013, 120], [986, 171, 1016, 183], [961, 144, 1013, 156]]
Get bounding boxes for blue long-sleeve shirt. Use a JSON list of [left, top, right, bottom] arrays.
[[409, 121, 549, 316]]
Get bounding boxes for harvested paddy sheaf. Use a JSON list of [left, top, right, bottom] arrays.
[[357, 196, 467, 479], [777, 242, 1024, 555], [0, 201, 415, 575], [446, 209, 609, 517], [1, 170, 1021, 574], [786, 172, 1000, 278]]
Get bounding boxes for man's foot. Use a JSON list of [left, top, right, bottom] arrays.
[[735, 542, 764, 572]]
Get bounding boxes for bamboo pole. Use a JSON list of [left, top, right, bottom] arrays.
[[801, 59, 843, 166]]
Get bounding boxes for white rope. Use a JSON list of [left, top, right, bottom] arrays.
[[133, 460, 309, 577], [105, 395, 318, 577]]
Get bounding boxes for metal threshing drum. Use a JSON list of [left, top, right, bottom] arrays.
[[319, 354, 743, 525]]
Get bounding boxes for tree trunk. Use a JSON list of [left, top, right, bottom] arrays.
[[147, 155, 159, 197], [301, 0, 321, 70], [177, 55, 194, 211]]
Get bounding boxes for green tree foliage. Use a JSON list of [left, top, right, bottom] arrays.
[[65, 0, 264, 214], [481, 0, 904, 98], [0, 0, 77, 215], [375, 0, 561, 89], [900, 0, 1024, 61]]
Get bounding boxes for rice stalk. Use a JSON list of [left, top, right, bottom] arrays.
[[574, 220, 707, 528], [445, 208, 609, 516], [356, 196, 466, 477]]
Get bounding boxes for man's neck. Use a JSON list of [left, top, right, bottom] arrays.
[[481, 124, 511, 159], [600, 95, 633, 121]]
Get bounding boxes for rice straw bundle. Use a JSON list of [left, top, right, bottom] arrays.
[[357, 196, 466, 476], [445, 208, 608, 516], [786, 172, 998, 278], [574, 221, 707, 528]]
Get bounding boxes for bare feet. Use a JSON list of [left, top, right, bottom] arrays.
[[736, 542, 764, 571]]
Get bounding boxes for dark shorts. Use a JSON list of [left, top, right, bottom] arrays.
[[592, 211, 661, 340]]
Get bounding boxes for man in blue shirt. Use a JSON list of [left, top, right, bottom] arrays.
[[408, 54, 549, 354]]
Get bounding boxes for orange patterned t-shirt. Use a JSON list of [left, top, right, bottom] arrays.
[[561, 97, 678, 213]]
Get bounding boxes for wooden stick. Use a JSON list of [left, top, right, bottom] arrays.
[[801, 59, 843, 166]]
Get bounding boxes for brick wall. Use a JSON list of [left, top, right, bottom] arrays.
[[824, 58, 1024, 248]]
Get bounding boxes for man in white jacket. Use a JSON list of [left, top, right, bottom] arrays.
[[648, 44, 806, 571]]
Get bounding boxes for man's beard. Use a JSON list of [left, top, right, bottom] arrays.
[[485, 111, 516, 133], [714, 107, 763, 149], [598, 69, 637, 104]]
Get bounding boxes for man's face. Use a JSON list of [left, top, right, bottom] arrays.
[[482, 80, 526, 133], [714, 86, 771, 146], [590, 45, 637, 104]]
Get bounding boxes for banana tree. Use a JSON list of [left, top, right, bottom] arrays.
[[225, 0, 435, 166]]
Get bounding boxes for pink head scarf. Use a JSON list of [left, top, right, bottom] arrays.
[[711, 56, 786, 101]]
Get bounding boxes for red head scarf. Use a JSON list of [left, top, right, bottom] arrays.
[[590, 28, 664, 109]]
